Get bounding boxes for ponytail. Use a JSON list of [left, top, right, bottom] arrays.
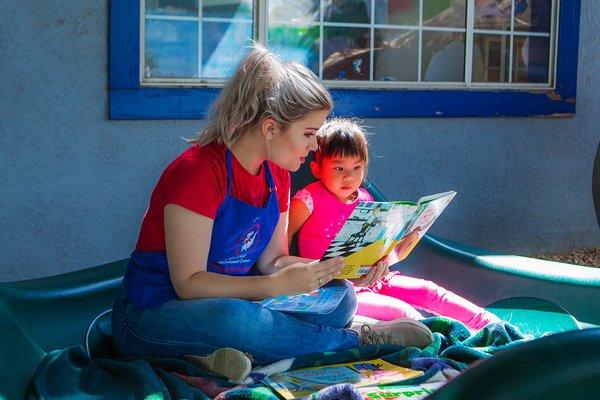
[[190, 43, 333, 147]]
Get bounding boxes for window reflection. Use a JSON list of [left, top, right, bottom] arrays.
[[323, 0, 371, 23], [142, 0, 556, 87], [374, 29, 419, 81], [146, 0, 198, 17], [513, 36, 549, 83], [202, 21, 252, 79], [422, 32, 466, 82], [514, 0, 551, 32], [473, 34, 510, 83], [202, 0, 253, 19], [269, 0, 319, 24], [423, 0, 466, 28], [323, 26, 371, 80], [267, 0, 319, 74], [374, 0, 419, 26], [145, 19, 198, 78], [144, 1, 252, 80], [268, 25, 320, 75], [474, 0, 511, 31]]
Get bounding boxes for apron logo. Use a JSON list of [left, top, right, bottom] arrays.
[[237, 224, 260, 255]]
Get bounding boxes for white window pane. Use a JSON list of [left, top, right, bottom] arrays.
[[202, 0, 253, 20], [374, 29, 419, 81], [512, 36, 549, 83], [323, 0, 371, 24], [472, 34, 510, 83], [145, 19, 198, 78], [323, 26, 371, 80], [422, 32, 465, 82], [474, 0, 511, 31], [146, 0, 198, 17], [268, 25, 320, 75], [514, 0, 551, 33], [374, 0, 419, 26], [423, 0, 466, 29], [202, 21, 253, 79], [269, 0, 319, 24]]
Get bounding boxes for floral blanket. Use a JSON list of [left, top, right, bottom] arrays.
[[28, 318, 532, 400]]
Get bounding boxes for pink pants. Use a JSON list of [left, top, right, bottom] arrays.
[[355, 272, 499, 330]]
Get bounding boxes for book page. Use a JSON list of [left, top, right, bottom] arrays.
[[258, 285, 347, 314], [321, 202, 415, 279], [411, 192, 456, 238], [322, 192, 455, 278], [416, 190, 456, 204], [378, 192, 456, 267], [262, 358, 423, 400]]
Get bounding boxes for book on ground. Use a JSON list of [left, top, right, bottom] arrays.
[[258, 285, 347, 314], [358, 382, 444, 399], [322, 191, 456, 279], [262, 358, 423, 400]]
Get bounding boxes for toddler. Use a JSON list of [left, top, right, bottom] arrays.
[[288, 118, 499, 330]]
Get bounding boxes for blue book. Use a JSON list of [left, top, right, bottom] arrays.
[[258, 285, 347, 314]]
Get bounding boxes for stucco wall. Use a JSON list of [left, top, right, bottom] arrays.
[[1, 0, 598, 281]]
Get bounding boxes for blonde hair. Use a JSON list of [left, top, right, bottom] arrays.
[[191, 44, 333, 147], [314, 118, 369, 166]]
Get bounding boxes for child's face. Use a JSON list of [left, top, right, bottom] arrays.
[[315, 155, 366, 203]]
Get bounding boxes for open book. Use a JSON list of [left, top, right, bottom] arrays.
[[258, 285, 347, 314], [262, 358, 423, 400], [322, 191, 456, 279]]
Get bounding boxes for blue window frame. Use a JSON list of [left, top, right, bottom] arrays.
[[109, 0, 580, 119]]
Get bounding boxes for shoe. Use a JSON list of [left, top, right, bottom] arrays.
[[184, 347, 252, 383], [354, 318, 433, 348]]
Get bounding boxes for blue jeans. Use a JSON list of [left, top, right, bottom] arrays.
[[112, 280, 360, 365]]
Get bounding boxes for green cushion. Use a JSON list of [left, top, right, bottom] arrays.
[[0, 300, 46, 400], [400, 235, 600, 326], [0, 259, 126, 351], [486, 297, 580, 336], [0, 260, 125, 399]]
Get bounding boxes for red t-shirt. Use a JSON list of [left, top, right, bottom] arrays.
[[135, 142, 291, 251]]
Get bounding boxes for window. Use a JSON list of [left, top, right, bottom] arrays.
[[268, 0, 558, 89], [142, 0, 254, 83], [110, 0, 580, 119]]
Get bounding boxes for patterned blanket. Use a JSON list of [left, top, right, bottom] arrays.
[[28, 318, 532, 400]]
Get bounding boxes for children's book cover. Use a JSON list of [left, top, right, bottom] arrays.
[[258, 285, 347, 314], [357, 382, 444, 399], [322, 191, 456, 279], [262, 358, 423, 400]]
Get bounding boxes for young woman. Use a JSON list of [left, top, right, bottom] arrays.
[[112, 46, 432, 366]]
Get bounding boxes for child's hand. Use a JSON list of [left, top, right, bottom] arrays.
[[386, 228, 422, 265], [274, 257, 344, 295], [354, 261, 389, 287]]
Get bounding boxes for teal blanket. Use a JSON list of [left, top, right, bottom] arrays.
[[27, 318, 532, 400]]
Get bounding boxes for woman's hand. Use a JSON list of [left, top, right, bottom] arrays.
[[353, 261, 389, 287], [273, 257, 344, 295]]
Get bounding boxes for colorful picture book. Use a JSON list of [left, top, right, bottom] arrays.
[[262, 358, 423, 400], [258, 285, 347, 314], [357, 382, 444, 399], [322, 191, 456, 279]]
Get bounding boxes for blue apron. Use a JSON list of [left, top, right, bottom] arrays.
[[124, 149, 280, 308]]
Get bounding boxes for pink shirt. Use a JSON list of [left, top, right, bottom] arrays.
[[294, 181, 374, 259]]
